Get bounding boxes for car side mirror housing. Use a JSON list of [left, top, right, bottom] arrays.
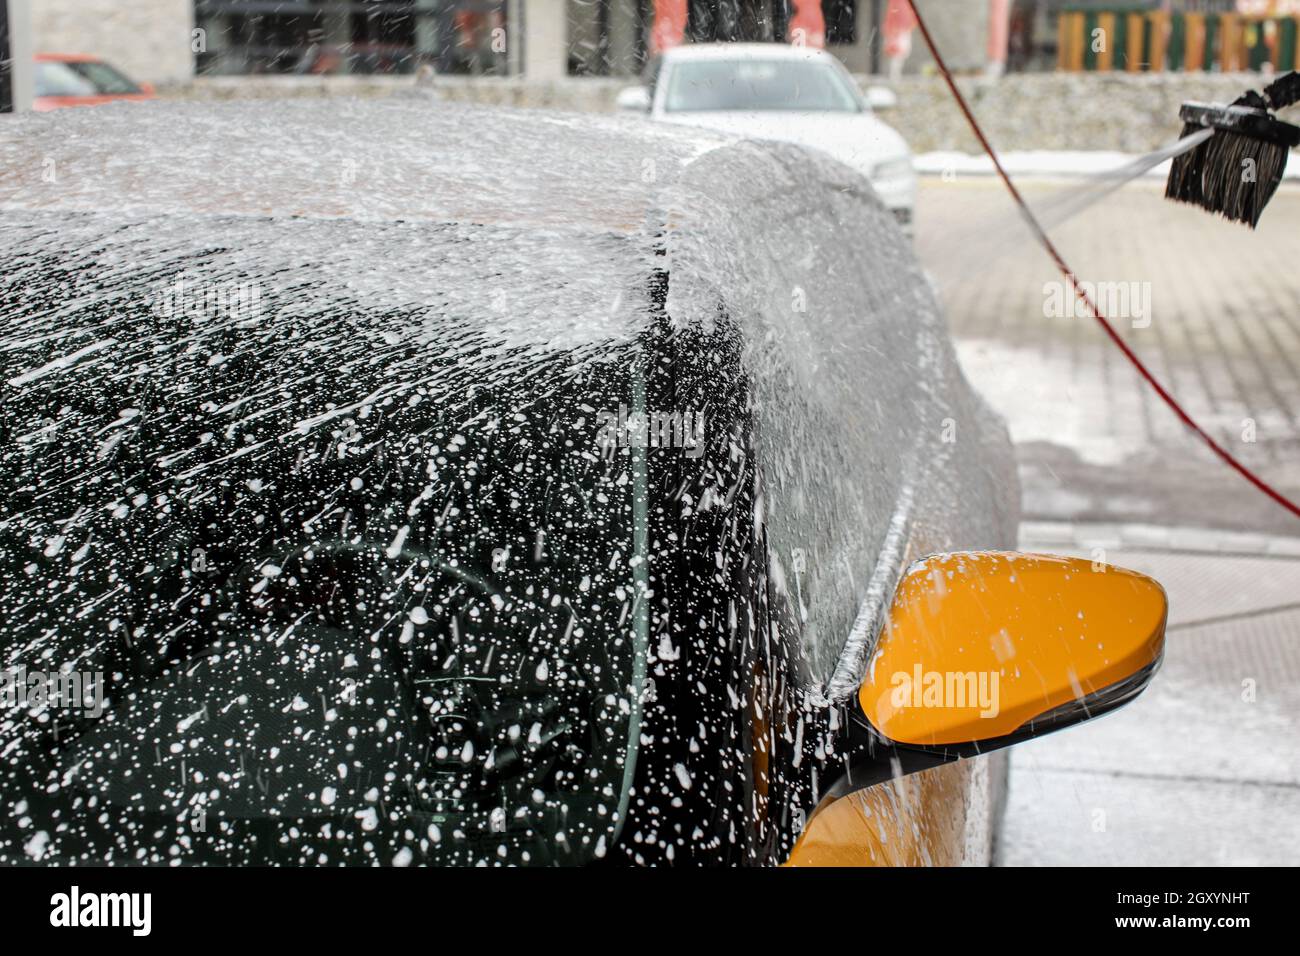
[[139, 81, 156, 95], [859, 552, 1166, 751], [615, 85, 650, 112], [864, 85, 898, 111]]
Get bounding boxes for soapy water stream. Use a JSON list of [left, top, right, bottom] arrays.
[[1030, 128, 1214, 232], [919, 128, 1214, 277]]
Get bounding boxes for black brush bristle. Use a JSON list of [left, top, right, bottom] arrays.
[[1165, 121, 1210, 208], [1165, 92, 1300, 228], [1197, 131, 1289, 227]]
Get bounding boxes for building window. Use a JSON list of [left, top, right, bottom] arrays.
[[194, 0, 511, 76], [824, 0, 857, 46]]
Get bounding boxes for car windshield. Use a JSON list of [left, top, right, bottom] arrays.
[[663, 58, 862, 113], [0, 212, 654, 866], [35, 60, 141, 97]]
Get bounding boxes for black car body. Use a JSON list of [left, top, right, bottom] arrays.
[[0, 99, 1017, 865]]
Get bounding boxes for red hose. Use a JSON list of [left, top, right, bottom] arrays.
[[905, 0, 1300, 522]]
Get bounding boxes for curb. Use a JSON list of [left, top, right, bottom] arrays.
[[1019, 521, 1300, 559]]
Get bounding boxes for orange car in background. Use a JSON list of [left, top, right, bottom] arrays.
[[33, 53, 155, 112]]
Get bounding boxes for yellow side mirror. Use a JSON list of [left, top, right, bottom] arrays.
[[860, 552, 1167, 749]]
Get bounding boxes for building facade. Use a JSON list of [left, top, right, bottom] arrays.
[[29, 0, 1270, 86], [19, 0, 996, 83], [31, 0, 194, 85]]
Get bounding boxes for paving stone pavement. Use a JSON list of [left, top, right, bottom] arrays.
[[998, 539, 1300, 866], [916, 181, 1300, 861], [916, 177, 1300, 536]]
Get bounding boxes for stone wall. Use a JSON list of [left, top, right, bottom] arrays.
[[175, 74, 631, 115], [170, 69, 1298, 154], [32, 0, 194, 86], [883, 70, 1300, 153]]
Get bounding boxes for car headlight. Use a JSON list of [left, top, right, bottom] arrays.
[[872, 157, 914, 182]]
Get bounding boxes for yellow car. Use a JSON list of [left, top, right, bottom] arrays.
[[0, 100, 1164, 866]]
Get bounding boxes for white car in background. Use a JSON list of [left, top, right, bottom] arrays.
[[620, 43, 916, 232]]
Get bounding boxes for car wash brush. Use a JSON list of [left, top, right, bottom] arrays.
[[1166, 70, 1300, 228]]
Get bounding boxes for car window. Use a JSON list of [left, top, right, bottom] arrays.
[[35, 60, 140, 97], [35, 62, 98, 97], [663, 58, 862, 112], [0, 212, 656, 866], [70, 60, 142, 94], [666, 144, 929, 690], [754, 189, 930, 687]]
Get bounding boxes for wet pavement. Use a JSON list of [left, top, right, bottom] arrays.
[[915, 175, 1300, 864], [999, 537, 1300, 866], [916, 177, 1300, 537]]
